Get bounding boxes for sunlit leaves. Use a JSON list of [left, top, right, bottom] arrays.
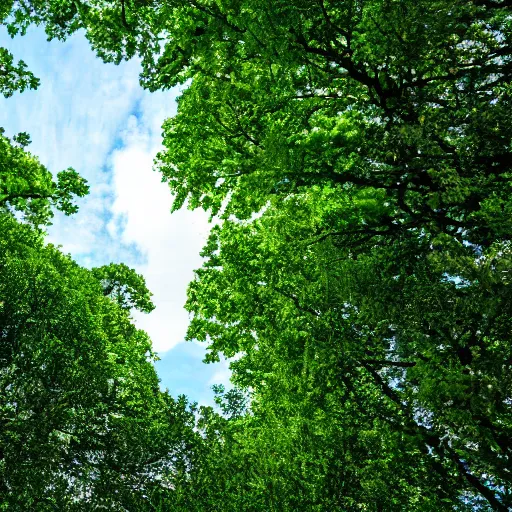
[[0, 131, 89, 225]]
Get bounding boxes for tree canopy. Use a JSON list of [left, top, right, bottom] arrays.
[[1, 18, 194, 509], [2, 0, 512, 510]]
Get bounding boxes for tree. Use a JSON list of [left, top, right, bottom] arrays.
[[0, 212, 201, 510], [0, 130, 89, 226], [2, 0, 512, 509], [1, 11, 195, 509], [184, 196, 512, 510]]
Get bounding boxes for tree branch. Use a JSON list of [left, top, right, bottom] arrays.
[[0, 191, 49, 206], [272, 287, 320, 317], [362, 363, 509, 511], [363, 359, 417, 368]]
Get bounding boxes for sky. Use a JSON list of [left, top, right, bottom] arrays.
[[0, 27, 231, 405]]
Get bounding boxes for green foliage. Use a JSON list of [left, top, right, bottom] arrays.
[[0, 215, 196, 510], [0, 128, 89, 226], [92, 262, 155, 313], [146, 1, 512, 508], [0, 47, 39, 98], [183, 195, 512, 510], [2, 0, 512, 510]]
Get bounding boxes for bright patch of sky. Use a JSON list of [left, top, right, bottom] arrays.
[[0, 27, 231, 404]]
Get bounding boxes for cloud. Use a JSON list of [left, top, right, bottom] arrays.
[[0, 26, 228, 400], [107, 100, 211, 352], [0, 27, 145, 262]]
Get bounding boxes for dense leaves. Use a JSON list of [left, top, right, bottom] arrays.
[[0, 47, 39, 98], [2, 0, 512, 510], [0, 215, 198, 510], [0, 123, 88, 227], [92, 262, 155, 314], [182, 193, 512, 509]]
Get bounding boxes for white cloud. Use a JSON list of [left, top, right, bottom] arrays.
[[208, 357, 233, 390], [1, 26, 225, 393], [0, 27, 145, 261], [107, 95, 210, 353]]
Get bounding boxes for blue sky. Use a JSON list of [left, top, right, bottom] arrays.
[[0, 27, 231, 405]]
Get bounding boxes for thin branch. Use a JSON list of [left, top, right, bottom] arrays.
[[272, 287, 321, 317], [120, 0, 130, 29], [0, 191, 49, 206], [363, 359, 417, 368], [362, 363, 509, 512]]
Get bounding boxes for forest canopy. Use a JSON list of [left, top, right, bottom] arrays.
[[1, 0, 512, 510]]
